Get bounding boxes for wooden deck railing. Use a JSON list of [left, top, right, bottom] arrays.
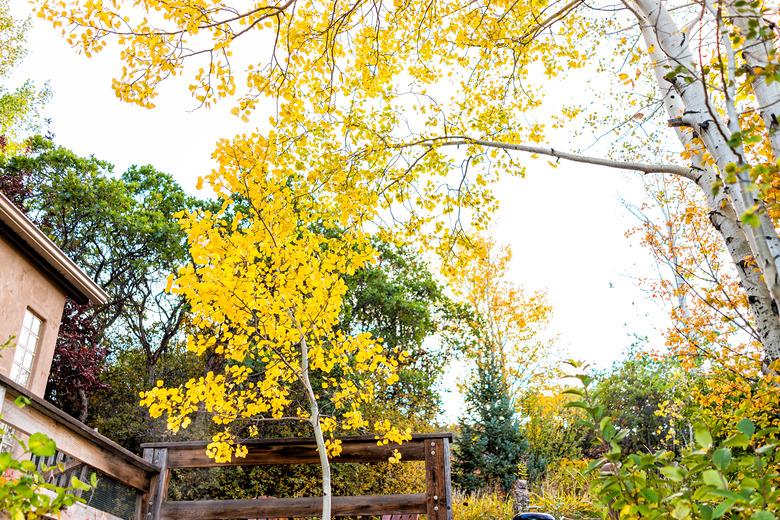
[[141, 432, 453, 520], [0, 374, 160, 519], [0, 372, 452, 520]]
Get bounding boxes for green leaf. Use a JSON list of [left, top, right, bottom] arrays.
[[90, 472, 98, 487], [695, 425, 713, 450], [576, 374, 593, 387], [585, 457, 606, 474], [713, 447, 732, 470], [673, 502, 691, 519], [640, 487, 659, 503], [661, 465, 685, 482], [703, 469, 727, 489], [13, 395, 31, 408], [28, 432, 56, 457], [70, 475, 91, 492], [723, 433, 750, 449], [738, 418, 755, 437], [0, 451, 11, 471], [742, 208, 760, 228], [713, 498, 736, 519], [750, 512, 776, 520]]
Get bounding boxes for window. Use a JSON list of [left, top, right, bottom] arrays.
[[0, 426, 14, 453], [10, 309, 42, 387]]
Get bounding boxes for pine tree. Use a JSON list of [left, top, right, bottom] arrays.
[[454, 352, 527, 492]]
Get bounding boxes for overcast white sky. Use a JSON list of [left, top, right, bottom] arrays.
[[10, 3, 671, 422]]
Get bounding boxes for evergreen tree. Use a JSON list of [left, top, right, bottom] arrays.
[[454, 352, 527, 492]]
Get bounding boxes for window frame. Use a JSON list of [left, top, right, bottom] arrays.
[[10, 308, 44, 387]]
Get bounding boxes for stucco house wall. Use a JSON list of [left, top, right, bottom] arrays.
[[0, 193, 107, 401], [0, 233, 67, 397]]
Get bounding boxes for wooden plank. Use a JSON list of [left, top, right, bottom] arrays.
[[165, 439, 425, 468], [143, 448, 169, 520], [0, 376, 158, 473], [0, 389, 152, 491], [159, 494, 427, 519], [141, 432, 453, 449], [425, 438, 451, 520], [442, 438, 453, 520]]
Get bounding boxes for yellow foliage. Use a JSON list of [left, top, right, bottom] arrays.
[[531, 458, 599, 518], [452, 489, 516, 520], [138, 133, 410, 462], [445, 236, 553, 388]]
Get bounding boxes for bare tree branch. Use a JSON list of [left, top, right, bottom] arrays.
[[411, 136, 701, 180]]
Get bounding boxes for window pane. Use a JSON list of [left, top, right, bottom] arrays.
[[30, 316, 41, 334], [22, 311, 33, 330], [13, 310, 42, 387], [16, 368, 29, 386], [16, 330, 29, 351]]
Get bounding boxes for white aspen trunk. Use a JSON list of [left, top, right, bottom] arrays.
[[632, 0, 780, 305], [299, 334, 332, 519], [726, 2, 780, 159], [637, 15, 780, 361]]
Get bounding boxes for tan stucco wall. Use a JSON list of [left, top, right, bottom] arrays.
[[0, 234, 66, 397]]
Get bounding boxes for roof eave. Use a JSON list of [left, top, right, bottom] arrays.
[[0, 193, 109, 306]]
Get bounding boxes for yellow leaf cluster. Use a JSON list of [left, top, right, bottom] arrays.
[[138, 132, 407, 462]]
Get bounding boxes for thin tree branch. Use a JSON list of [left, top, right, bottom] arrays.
[[410, 136, 701, 180]]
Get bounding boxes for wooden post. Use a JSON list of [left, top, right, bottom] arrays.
[[143, 447, 169, 520], [424, 438, 452, 520]]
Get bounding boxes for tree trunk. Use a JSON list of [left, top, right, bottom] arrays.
[[726, 2, 780, 159], [299, 334, 332, 519], [632, 0, 780, 317], [635, 7, 780, 362], [77, 387, 89, 423]]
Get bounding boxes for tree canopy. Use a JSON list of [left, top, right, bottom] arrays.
[[35, 0, 780, 371]]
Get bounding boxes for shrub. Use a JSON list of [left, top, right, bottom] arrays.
[[452, 488, 515, 520], [531, 458, 600, 519], [567, 361, 780, 519]]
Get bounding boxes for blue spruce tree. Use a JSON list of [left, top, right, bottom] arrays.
[[453, 351, 527, 492]]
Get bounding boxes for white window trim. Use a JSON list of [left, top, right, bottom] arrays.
[[11, 309, 43, 387]]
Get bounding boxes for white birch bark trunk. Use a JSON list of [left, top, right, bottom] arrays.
[[726, 2, 780, 158], [631, 0, 780, 317], [299, 334, 332, 519], [635, 9, 780, 361]]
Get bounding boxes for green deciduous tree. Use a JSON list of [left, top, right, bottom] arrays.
[[341, 241, 450, 427], [0, 137, 205, 419], [593, 347, 697, 455]]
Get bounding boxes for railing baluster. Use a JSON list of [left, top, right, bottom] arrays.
[[143, 447, 169, 520]]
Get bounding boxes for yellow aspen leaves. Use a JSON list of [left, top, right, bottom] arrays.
[[138, 131, 408, 462], [445, 236, 553, 388]]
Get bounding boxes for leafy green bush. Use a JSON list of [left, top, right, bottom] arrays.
[[0, 422, 92, 518], [567, 361, 780, 519]]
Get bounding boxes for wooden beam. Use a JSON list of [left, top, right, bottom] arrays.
[[141, 432, 453, 449], [0, 378, 158, 491], [164, 439, 425, 468], [159, 494, 427, 519], [143, 448, 170, 520], [425, 438, 452, 520]]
